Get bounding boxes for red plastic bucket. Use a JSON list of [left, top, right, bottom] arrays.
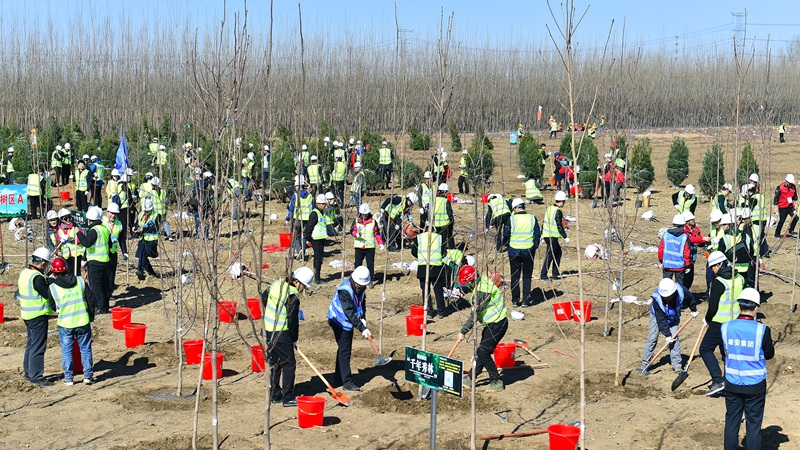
[[110, 307, 132, 330], [60, 191, 70, 201], [123, 323, 147, 348], [247, 298, 262, 319], [409, 305, 424, 316], [296, 396, 326, 428], [572, 301, 593, 323], [552, 302, 572, 321], [480, 194, 489, 204], [405, 315, 424, 336], [279, 233, 292, 248], [569, 184, 582, 197], [0, 302, 4, 324], [548, 424, 581, 450], [183, 339, 204, 365], [202, 353, 225, 380], [494, 343, 516, 368], [251, 345, 266, 372], [217, 301, 238, 323]]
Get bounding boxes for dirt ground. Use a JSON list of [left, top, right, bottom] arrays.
[[1, 127, 800, 449]]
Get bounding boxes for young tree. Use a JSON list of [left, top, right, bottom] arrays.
[[517, 133, 543, 179], [449, 120, 462, 152], [628, 138, 655, 192], [559, 133, 598, 187], [699, 142, 726, 196], [736, 142, 759, 186], [666, 137, 690, 186]]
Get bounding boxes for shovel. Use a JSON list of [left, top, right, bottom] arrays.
[[672, 323, 707, 391], [513, 339, 542, 362], [366, 335, 392, 366], [296, 347, 352, 407], [639, 315, 694, 376]]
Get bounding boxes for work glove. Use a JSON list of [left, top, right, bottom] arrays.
[[666, 336, 676, 344], [123, 253, 129, 260], [451, 288, 461, 298], [362, 328, 372, 339], [685, 267, 691, 275], [361, 318, 368, 328], [379, 244, 385, 252], [394, 224, 400, 230], [564, 237, 570, 244], [691, 310, 699, 318]]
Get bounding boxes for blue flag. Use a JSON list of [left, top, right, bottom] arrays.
[[115, 135, 129, 174]]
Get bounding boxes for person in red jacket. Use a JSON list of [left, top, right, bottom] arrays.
[[682, 211, 710, 290], [773, 174, 798, 238], [659, 214, 692, 285]]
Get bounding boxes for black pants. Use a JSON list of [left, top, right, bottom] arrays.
[[65, 255, 83, 276], [458, 175, 469, 194], [118, 208, 129, 247], [475, 318, 508, 382], [23, 315, 49, 382], [541, 237, 562, 279], [137, 240, 157, 275], [382, 216, 402, 250], [662, 269, 686, 286], [435, 223, 455, 250], [76, 190, 89, 212], [106, 253, 118, 299], [92, 185, 103, 208], [492, 213, 510, 251], [292, 220, 306, 257], [28, 195, 41, 219], [725, 389, 766, 450], [61, 165, 70, 186], [417, 266, 446, 315], [774, 207, 797, 237], [311, 239, 325, 279], [379, 164, 392, 188], [87, 262, 110, 312], [354, 248, 375, 279], [267, 333, 296, 401], [700, 321, 725, 384], [779, 132, 785, 143], [753, 220, 769, 256], [53, 168, 62, 185], [328, 319, 355, 386], [683, 263, 695, 289], [510, 250, 534, 305], [333, 181, 345, 205]]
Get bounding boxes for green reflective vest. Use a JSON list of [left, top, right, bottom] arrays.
[[420, 183, 432, 208], [350, 172, 364, 193], [152, 189, 166, 216], [58, 225, 82, 258], [307, 164, 321, 185], [417, 232, 443, 266], [675, 193, 696, 213], [27, 174, 41, 196], [489, 197, 510, 219], [474, 275, 508, 324], [156, 150, 168, 166], [459, 157, 467, 176], [138, 211, 158, 241], [103, 216, 122, 254], [241, 158, 254, 178], [51, 151, 62, 168], [139, 182, 154, 200], [354, 219, 377, 249], [379, 147, 392, 165], [385, 200, 404, 220], [510, 213, 537, 250], [76, 169, 89, 191], [711, 191, 726, 212], [148, 142, 159, 156], [751, 193, 768, 221], [525, 179, 542, 199], [264, 279, 297, 332], [542, 205, 561, 238], [94, 163, 105, 180], [712, 274, 744, 324], [86, 223, 110, 263], [294, 194, 312, 221], [50, 277, 89, 329], [17, 268, 52, 320], [443, 248, 463, 267], [311, 209, 329, 240], [432, 197, 451, 227], [332, 162, 346, 181]]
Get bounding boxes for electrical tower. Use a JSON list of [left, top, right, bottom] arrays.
[[732, 11, 745, 48]]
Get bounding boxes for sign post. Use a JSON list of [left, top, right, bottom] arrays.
[[405, 347, 463, 450]]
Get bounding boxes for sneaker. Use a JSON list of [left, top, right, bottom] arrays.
[[512, 301, 521, 308], [135, 270, 146, 281], [706, 381, 725, 397], [342, 382, 361, 392], [673, 366, 684, 373], [790, 232, 799, 238], [521, 302, 533, 308], [64, 380, 74, 386], [486, 379, 504, 392], [83, 378, 94, 385], [635, 365, 651, 376], [436, 313, 445, 319], [282, 398, 298, 407], [271, 397, 283, 404]]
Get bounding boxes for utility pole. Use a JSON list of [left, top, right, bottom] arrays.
[[732, 11, 745, 49]]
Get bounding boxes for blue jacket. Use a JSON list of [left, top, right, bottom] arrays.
[[650, 284, 696, 336], [327, 278, 366, 331]]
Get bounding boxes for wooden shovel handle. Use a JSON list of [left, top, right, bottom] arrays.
[[686, 323, 707, 368], [447, 336, 463, 358], [296, 347, 336, 392], [649, 315, 694, 365]]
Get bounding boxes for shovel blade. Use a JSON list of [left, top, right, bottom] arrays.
[[671, 370, 689, 391], [375, 356, 392, 367], [329, 388, 353, 407]]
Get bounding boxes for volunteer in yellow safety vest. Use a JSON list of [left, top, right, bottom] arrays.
[[304, 194, 339, 284], [485, 194, 511, 251], [417, 171, 434, 224], [17, 247, 55, 387], [77, 206, 112, 314], [380, 192, 418, 251], [504, 198, 541, 307], [524, 177, 543, 205], [242, 151, 256, 201], [412, 229, 447, 319], [540, 191, 569, 280], [331, 155, 347, 205], [103, 203, 127, 297], [49, 256, 95, 385], [378, 141, 394, 189], [457, 149, 470, 194], [75, 160, 90, 212], [51, 145, 63, 187], [350, 203, 384, 288], [286, 176, 312, 258], [672, 184, 697, 215], [263, 266, 313, 407], [306, 155, 323, 196], [456, 266, 508, 393], [56, 208, 83, 274], [431, 183, 455, 248], [134, 199, 159, 280], [26, 167, 45, 219]]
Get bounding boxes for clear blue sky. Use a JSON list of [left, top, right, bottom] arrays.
[[2, 0, 798, 51]]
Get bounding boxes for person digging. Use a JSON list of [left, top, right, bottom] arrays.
[[456, 265, 508, 393]]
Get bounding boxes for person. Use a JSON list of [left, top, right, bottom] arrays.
[[658, 214, 691, 285], [541, 191, 569, 280], [588, 123, 597, 139], [75, 160, 90, 212], [736, 209, 758, 287], [505, 199, 541, 307], [772, 173, 797, 238], [326, 266, 372, 391], [722, 288, 775, 450], [90, 156, 105, 208], [457, 150, 470, 194], [26, 166, 44, 220], [456, 266, 508, 393], [747, 181, 769, 257], [549, 119, 559, 139], [701, 250, 745, 397], [112, 173, 132, 247], [778, 122, 786, 143], [552, 153, 569, 190], [378, 141, 394, 189], [524, 176, 544, 205], [51, 145, 63, 187], [225, 177, 243, 221], [636, 278, 698, 375], [305, 194, 338, 284], [485, 194, 511, 251], [103, 203, 127, 299], [45, 210, 60, 252], [535, 143, 549, 185], [349, 161, 365, 209], [718, 212, 753, 287], [77, 206, 111, 314], [673, 184, 697, 214], [380, 193, 418, 251], [331, 155, 347, 205], [241, 151, 255, 201], [431, 183, 455, 249], [139, 172, 155, 202], [261, 145, 271, 188], [351, 203, 383, 288], [324, 191, 342, 232], [16, 247, 54, 387], [133, 199, 159, 280], [150, 177, 173, 240], [712, 183, 732, 215], [49, 256, 94, 386], [417, 171, 434, 224], [413, 229, 447, 319], [56, 208, 83, 274], [61, 143, 72, 186], [2, 146, 15, 184], [286, 176, 312, 259], [264, 266, 313, 407], [105, 169, 120, 206], [332, 140, 346, 161], [706, 210, 725, 293], [306, 155, 323, 196], [682, 211, 710, 289]]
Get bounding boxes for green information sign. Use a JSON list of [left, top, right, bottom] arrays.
[[405, 347, 463, 397]]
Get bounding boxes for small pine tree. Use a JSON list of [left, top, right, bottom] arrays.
[[628, 138, 655, 192], [408, 126, 431, 151], [559, 133, 598, 187], [667, 137, 690, 186], [517, 133, 543, 179], [736, 142, 760, 186], [449, 121, 462, 152], [468, 128, 495, 184], [471, 126, 494, 151], [699, 142, 726, 196]]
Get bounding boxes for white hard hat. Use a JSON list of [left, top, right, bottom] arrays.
[[604, 153, 612, 159], [722, 183, 733, 191], [143, 199, 154, 211], [32, 247, 52, 262], [787, 174, 796, 184], [46, 210, 59, 221], [316, 194, 327, 204], [82, 154, 90, 160], [58, 208, 71, 218], [186, 142, 193, 148], [7, 147, 14, 153], [672, 214, 686, 226], [462, 149, 468, 154], [247, 152, 255, 160], [510, 310, 525, 321], [584, 243, 604, 260], [682, 211, 695, 222], [406, 192, 418, 204], [309, 155, 318, 162], [720, 213, 734, 225], [423, 171, 432, 179], [354, 162, 362, 169], [194, 167, 202, 175], [107, 203, 121, 214], [707, 251, 727, 267], [111, 169, 120, 177], [382, 141, 388, 146], [325, 192, 335, 200], [64, 143, 71, 149], [323, 136, 330, 143], [294, 175, 305, 186], [203, 171, 213, 178], [301, 144, 308, 150], [359, 203, 371, 214], [91, 155, 98, 161], [56, 145, 63, 151], [86, 206, 103, 221], [158, 145, 166, 150], [292, 266, 314, 289], [441, 152, 448, 159], [349, 138, 355, 145], [741, 185, 750, 196], [465, 255, 476, 267], [335, 141, 343, 147], [684, 184, 696, 195], [511, 198, 525, 209], [351, 266, 371, 285], [438, 183, 449, 192], [554, 191, 567, 202], [737, 287, 761, 305], [749, 173, 759, 183], [357, 140, 363, 145], [263, 145, 270, 151], [145, 172, 154, 179], [151, 177, 161, 186], [709, 210, 723, 223], [657, 278, 677, 297]]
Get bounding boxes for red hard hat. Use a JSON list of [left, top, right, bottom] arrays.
[[458, 265, 476, 285], [51, 257, 68, 274]]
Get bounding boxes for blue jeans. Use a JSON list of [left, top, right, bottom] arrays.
[[59, 324, 93, 381]]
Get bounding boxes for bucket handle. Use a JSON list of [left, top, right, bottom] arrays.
[[297, 407, 323, 416]]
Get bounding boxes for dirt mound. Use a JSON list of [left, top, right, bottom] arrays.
[[0, 370, 37, 397], [112, 386, 230, 413], [553, 372, 664, 401], [135, 341, 179, 365], [359, 381, 501, 414]]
